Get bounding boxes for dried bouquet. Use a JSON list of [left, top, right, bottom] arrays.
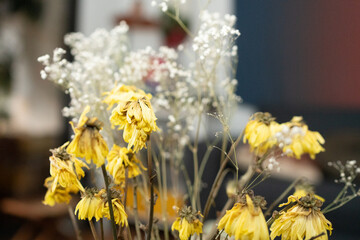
[[38, 1, 359, 240]]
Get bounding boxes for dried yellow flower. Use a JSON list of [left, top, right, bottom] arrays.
[[67, 106, 109, 167], [110, 86, 158, 152], [43, 176, 79, 206], [103, 85, 151, 109], [106, 144, 146, 184], [280, 116, 325, 159], [49, 142, 87, 193], [243, 112, 279, 155], [96, 189, 128, 226], [75, 188, 102, 221], [270, 195, 332, 240], [171, 206, 203, 240], [218, 194, 269, 240]]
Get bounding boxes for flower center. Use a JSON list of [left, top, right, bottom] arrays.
[[298, 194, 323, 210], [253, 112, 275, 125], [50, 146, 71, 161]]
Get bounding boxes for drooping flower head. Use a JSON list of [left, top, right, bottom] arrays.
[[67, 106, 109, 167], [103, 85, 151, 109], [75, 188, 102, 221], [218, 192, 269, 240], [109, 85, 159, 152], [96, 189, 128, 226], [276, 116, 325, 159], [293, 183, 325, 203], [243, 112, 279, 155], [171, 206, 203, 240], [43, 176, 78, 206], [106, 144, 146, 184], [270, 194, 332, 240], [49, 142, 88, 193]]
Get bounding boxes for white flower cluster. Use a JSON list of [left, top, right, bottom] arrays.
[[155, 77, 197, 148], [266, 157, 280, 172], [151, 0, 187, 12], [193, 11, 240, 60], [38, 22, 129, 123], [329, 160, 360, 187], [191, 11, 241, 113], [275, 125, 305, 155], [120, 46, 188, 86]]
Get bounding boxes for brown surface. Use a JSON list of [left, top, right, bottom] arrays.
[[1, 198, 68, 220]]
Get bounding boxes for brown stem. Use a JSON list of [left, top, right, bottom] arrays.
[[100, 219, 104, 240], [220, 128, 228, 164], [203, 135, 243, 219], [309, 232, 326, 240], [89, 220, 99, 240], [191, 110, 202, 210], [101, 165, 118, 240], [133, 182, 142, 240], [67, 205, 83, 240], [161, 152, 169, 240], [266, 202, 296, 227], [205, 165, 255, 240], [118, 168, 130, 239], [147, 140, 155, 240]]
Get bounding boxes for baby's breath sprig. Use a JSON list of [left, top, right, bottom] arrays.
[[322, 160, 360, 214]]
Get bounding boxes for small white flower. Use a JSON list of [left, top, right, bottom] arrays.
[[168, 115, 176, 123], [40, 70, 47, 80], [37, 55, 50, 65]]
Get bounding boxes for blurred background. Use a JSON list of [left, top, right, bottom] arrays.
[[0, 0, 360, 239]]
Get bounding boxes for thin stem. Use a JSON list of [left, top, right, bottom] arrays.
[[147, 140, 155, 240], [164, 11, 194, 38], [175, 2, 180, 18], [205, 165, 255, 240], [203, 158, 229, 219], [220, 128, 228, 164], [154, 223, 161, 240], [67, 205, 82, 240], [127, 227, 133, 240], [237, 165, 255, 193], [89, 220, 99, 240], [203, 134, 242, 219], [243, 171, 265, 192], [118, 168, 130, 238], [322, 187, 347, 213], [308, 232, 326, 240], [191, 110, 202, 210], [245, 173, 270, 191], [265, 177, 303, 217], [192, 146, 200, 210], [100, 219, 104, 240], [124, 168, 129, 210], [155, 152, 170, 240], [266, 202, 296, 227], [322, 195, 357, 214], [180, 160, 193, 198], [101, 165, 118, 240], [161, 154, 169, 240], [133, 181, 142, 240], [198, 138, 220, 180]]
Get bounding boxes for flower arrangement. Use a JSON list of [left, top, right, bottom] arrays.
[[38, 1, 359, 240]]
